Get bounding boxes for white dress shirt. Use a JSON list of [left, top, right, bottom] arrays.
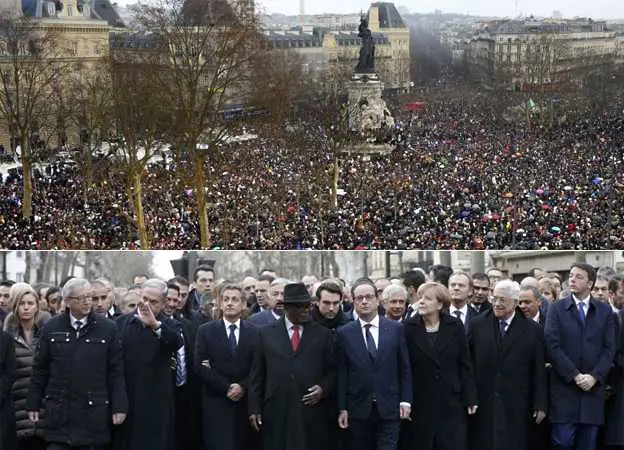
[[359, 315, 380, 349], [285, 316, 303, 339], [223, 318, 241, 345], [500, 311, 515, 333], [449, 304, 469, 325], [573, 294, 591, 315], [271, 310, 281, 321], [70, 314, 86, 330], [532, 312, 541, 324]]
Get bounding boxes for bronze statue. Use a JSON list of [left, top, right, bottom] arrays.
[[355, 16, 375, 73]]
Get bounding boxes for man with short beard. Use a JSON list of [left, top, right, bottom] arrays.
[[470, 273, 492, 315]]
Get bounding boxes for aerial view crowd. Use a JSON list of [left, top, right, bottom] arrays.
[[0, 89, 623, 250], [0, 260, 622, 450]]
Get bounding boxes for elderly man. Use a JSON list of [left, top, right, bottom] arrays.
[[248, 278, 289, 327], [468, 280, 547, 450], [382, 284, 408, 321], [115, 279, 183, 450], [26, 278, 128, 450], [545, 263, 616, 450]]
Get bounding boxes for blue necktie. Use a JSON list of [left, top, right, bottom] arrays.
[[228, 324, 237, 354], [499, 320, 508, 337], [364, 324, 377, 360], [578, 302, 586, 323]]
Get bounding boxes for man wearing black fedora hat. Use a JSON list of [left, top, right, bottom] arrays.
[[248, 282, 336, 450]]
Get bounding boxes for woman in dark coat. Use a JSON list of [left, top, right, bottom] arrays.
[[0, 328, 17, 450], [3, 283, 51, 450], [402, 282, 478, 450]]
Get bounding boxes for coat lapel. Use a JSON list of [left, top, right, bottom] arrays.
[[349, 320, 373, 365], [434, 315, 456, 355], [411, 318, 440, 367], [499, 308, 525, 359], [376, 317, 391, 366]]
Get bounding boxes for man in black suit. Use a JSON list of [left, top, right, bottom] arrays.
[[115, 279, 183, 450], [248, 278, 289, 328], [249, 283, 336, 450], [337, 278, 412, 450], [195, 283, 259, 450], [519, 285, 546, 326], [468, 279, 548, 450], [449, 273, 478, 332], [470, 273, 492, 316]]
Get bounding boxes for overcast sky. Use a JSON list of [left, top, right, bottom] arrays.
[[255, 0, 624, 20]]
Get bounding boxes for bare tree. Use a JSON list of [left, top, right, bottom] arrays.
[[106, 48, 168, 248], [131, 0, 261, 249], [0, 13, 64, 218], [67, 59, 114, 201]]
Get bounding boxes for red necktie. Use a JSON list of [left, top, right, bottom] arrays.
[[291, 325, 300, 352]]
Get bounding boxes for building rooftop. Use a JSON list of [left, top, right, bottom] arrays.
[[369, 2, 406, 29]]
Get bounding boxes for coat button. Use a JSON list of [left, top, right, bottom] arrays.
[[86, 339, 90, 343], [101, 340, 106, 343], [89, 401, 93, 405], [51, 338, 55, 342], [66, 339, 70, 342]]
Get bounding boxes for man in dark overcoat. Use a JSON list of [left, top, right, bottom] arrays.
[[195, 283, 259, 450], [26, 278, 128, 450], [468, 279, 548, 450], [115, 278, 183, 450], [248, 282, 336, 450], [545, 263, 616, 450]]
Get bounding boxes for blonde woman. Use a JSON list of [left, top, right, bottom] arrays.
[[3, 283, 50, 450], [402, 282, 478, 450]]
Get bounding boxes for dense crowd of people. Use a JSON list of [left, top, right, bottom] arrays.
[[0, 88, 623, 250], [1, 260, 624, 450]]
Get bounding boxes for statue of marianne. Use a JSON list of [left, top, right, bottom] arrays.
[[355, 15, 375, 73]]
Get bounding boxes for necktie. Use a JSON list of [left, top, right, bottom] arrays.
[[75, 320, 83, 337], [291, 325, 300, 352], [364, 324, 377, 360], [405, 305, 414, 319], [228, 324, 237, 353], [499, 320, 508, 337], [578, 302, 586, 323], [453, 310, 463, 321], [175, 335, 187, 387]]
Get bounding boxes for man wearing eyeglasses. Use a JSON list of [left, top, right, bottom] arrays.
[[336, 277, 412, 450], [26, 278, 128, 450]]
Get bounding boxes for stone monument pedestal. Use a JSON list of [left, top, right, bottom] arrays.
[[347, 72, 394, 133]]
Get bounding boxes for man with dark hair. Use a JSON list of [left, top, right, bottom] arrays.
[[168, 276, 192, 319], [545, 263, 616, 450], [196, 284, 259, 450], [337, 277, 411, 450], [187, 266, 216, 314], [312, 280, 351, 334], [471, 273, 492, 315], [429, 265, 453, 287], [0, 280, 14, 323], [608, 276, 624, 313], [250, 275, 274, 315], [45, 287, 62, 316], [402, 270, 426, 320]]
